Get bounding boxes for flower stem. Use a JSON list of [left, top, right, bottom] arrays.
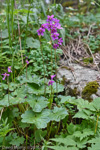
[[7, 76, 10, 106], [54, 49, 58, 96], [50, 31, 53, 75], [26, 64, 27, 79], [39, 36, 46, 96], [95, 114, 99, 134], [47, 121, 53, 140], [56, 121, 60, 135]]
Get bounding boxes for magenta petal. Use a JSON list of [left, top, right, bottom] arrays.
[[51, 75, 56, 80], [48, 80, 54, 86], [8, 66, 12, 72]]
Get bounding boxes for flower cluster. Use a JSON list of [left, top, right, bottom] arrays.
[[37, 15, 63, 49], [48, 75, 56, 86], [1, 66, 12, 80]]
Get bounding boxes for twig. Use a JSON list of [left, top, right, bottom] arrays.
[[85, 43, 100, 73], [0, 108, 4, 121]]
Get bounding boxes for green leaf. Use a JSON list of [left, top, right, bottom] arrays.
[[0, 29, 8, 39], [47, 146, 78, 150], [92, 97, 100, 111], [27, 84, 44, 95], [73, 128, 94, 141], [56, 49, 63, 54], [26, 37, 34, 48], [40, 1, 46, 16], [67, 123, 76, 135], [35, 129, 47, 142], [73, 111, 89, 119], [46, 82, 64, 93], [10, 135, 25, 146], [26, 37, 40, 48], [49, 107, 68, 122], [88, 137, 100, 144], [21, 109, 51, 129], [26, 95, 48, 112], [0, 119, 14, 137], [58, 95, 76, 104], [0, 86, 27, 107], [51, 137, 76, 146], [60, 28, 65, 46], [88, 143, 100, 150]]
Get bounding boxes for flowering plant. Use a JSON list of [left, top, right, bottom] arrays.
[[37, 15, 63, 49], [1, 66, 12, 80]]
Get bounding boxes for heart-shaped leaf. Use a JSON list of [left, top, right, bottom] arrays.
[[21, 109, 51, 129], [26, 95, 48, 112], [49, 107, 68, 122]]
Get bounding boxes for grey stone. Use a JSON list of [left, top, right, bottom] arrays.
[[90, 94, 98, 100], [57, 61, 100, 98]]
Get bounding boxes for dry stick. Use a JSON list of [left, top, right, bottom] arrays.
[[0, 108, 4, 121], [84, 23, 100, 72], [85, 43, 100, 73], [87, 23, 95, 39], [15, 1, 23, 64]]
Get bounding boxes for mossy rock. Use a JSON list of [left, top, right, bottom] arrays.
[[82, 81, 99, 102], [83, 57, 93, 65]]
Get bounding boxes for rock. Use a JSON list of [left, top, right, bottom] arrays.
[[57, 61, 100, 100], [96, 87, 100, 97], [90, 94, 98, 100]]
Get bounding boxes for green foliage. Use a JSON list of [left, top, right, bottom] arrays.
[[0, 118, 14, 137], [1, 0, 100, 148], [21, 109, 51, 129], [9, 133, 25, 146], [26, 95, 48, 112]]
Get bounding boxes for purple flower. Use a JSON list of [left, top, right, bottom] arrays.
[[1, 73, 9, 80], [47, 15, 54, 23], [26, 60, 29, 65], [46, 23, 52, 31], [56, 24, 63, 29], [51, 32, 59, 41], [48, 80, 54, 86], [51, 28, 57, 34], [53, 18, 59, 24], [51, 75, 56, 80], [8, 66, 12, 73], [41, 23, 47, 29], [58, 38, 63, 45], [24, 96, 27, 99], [52, 23, 56, 29], [53, 43, 59, 49], [37, 28, 45, 36], [48, 75, 56, 86]]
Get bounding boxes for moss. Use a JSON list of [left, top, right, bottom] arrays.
[[65, 87, 79, 97], [83, 57, 93, 65], [71, 87, 79, 96], [82, 81, 99, 102]]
